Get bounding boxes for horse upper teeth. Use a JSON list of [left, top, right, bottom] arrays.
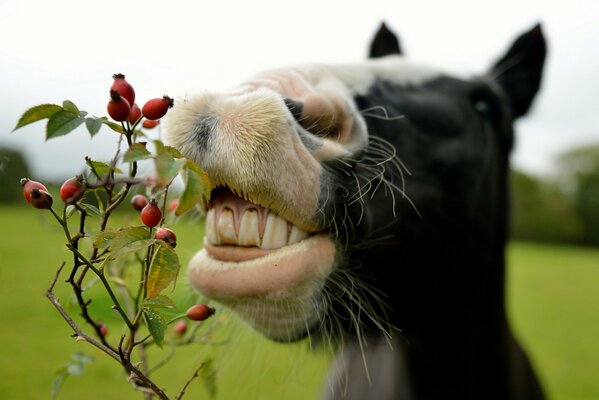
[[262, 213, 289, 249], [238, 209, 261, 247], [205, 208, 309, 249], [217, 208, 237, 245]]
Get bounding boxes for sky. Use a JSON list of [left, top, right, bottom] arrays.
[[0, 0, 597, 181]]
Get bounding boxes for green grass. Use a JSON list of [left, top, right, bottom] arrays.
[[507, 242, 599, 400], [0, 204, 598, 399]]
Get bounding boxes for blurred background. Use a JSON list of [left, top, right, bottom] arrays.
[[0, 0, 598, 399]]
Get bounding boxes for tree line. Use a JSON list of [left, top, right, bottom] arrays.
[[2, 144, 598, 246]]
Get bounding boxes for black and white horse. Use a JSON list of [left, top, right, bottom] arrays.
[[164, 23, 547, 399]]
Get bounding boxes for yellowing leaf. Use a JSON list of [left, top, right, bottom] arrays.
[[146, 242, 180, 298]]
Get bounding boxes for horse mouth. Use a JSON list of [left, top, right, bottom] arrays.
[[188, 186, 336, 302], [204, 186, 316, 262]]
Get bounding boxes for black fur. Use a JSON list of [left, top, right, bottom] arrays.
[[319, 25, 547, 399]]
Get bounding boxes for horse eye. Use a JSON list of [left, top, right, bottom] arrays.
[[474, 99, 491, 115], [470, 88, 501, 120]]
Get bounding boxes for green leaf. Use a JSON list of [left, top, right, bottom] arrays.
[[146, 242, 180, 298], [100, 117, 126, 134], [143, 308, 166, 347], [62, 100, 79, 114], [93, 226, 150, 256], [176, 159, 211, 216], [71, 352, 94, 364], [153, 141, 182, 158], [51, 370, 68, 400], [85, 117, 103, 137], [200, 358, 218, 398], [46, 110, 85, 140], [143, 294, 176, 309], [80, 202, 101, 216], [155, 148, 186, 187], [85, 159, 122, 176], [111, 238, 155, 259], [13, 104, 62, 131], [123, 143, 153, 163]]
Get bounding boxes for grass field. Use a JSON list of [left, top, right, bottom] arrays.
[[0, 204, 598, 399]]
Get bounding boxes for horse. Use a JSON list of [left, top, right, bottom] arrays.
[[164, 22, 547, 399]]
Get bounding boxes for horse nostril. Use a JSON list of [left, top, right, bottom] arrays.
[[283, 97, 304, 122]]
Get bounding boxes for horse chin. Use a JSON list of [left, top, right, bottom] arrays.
[[187, 234, 336, 341]]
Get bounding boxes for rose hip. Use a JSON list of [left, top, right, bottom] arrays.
[[142, 119, 159, 129], [60, 175, 85, 203], [186, 304, 215, 321], [107, 90, 131, 122], [20, 178, 48, 203], [111, 73, 135, 107], [131, 194, 148, 211], [30, 188, 54, 209], [142, 96, 174, 120], [128, 103, 142, 124], [173, 320, 187, 335], [141, 198, 161, 227], [155, 227, 177, 248]]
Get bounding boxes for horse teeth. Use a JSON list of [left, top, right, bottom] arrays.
[[261, 213, 289, 249], [217, 208, 238, 245], [288, 225, 308, 245], [205, 208, 219, 245], [238, 209, 261, 247]]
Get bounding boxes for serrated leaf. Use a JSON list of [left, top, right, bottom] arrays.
[[143, 308, 166, 347], [200, 358, 217, 398], [46, 111, 85, 140], [155, 148, 186, 187], [176, 159, 211, 216], [123, 143, 153, 163], [143, 294, 176, 309], [85, 118, 103, 137], [86, 159, 122, 175], [62, 100, 79, 114], [13, 104, 62, 131], [146, 242, 180, 298], [93, 226, 150, 256], [100, 117, 126, 134], [112, 238, 155, 259]]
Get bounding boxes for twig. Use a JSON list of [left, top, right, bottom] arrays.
[[175, 363, 205, 400], [46, 263, 120, 362], [47, 263, 170, 400]]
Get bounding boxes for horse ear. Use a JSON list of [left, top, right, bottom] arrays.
[[490, 23, 547, 118], [369, 22, 402, 58]]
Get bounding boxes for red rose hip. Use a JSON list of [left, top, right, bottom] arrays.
[[186, 304, 215, 321], [111, 73, 135, 107], [128, 103, 142, 124], [142, 96, 174, 120], [155, 227, 177, 248], [141, 198, 161, 227], [173, 320, 187, 335], [107, 90, 131, 122], [142, 119, 159, 129], [20, 178, 48, 203], [60, 175, 85, 203], [30, 188, 54, 209], [131, 194, 148, 211]]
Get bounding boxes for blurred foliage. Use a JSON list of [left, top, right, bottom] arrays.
[[511, 143, 599, 246], [0, 147, 31, 203], [556, 144, 599, 245], [510, 170, 582, 243]]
